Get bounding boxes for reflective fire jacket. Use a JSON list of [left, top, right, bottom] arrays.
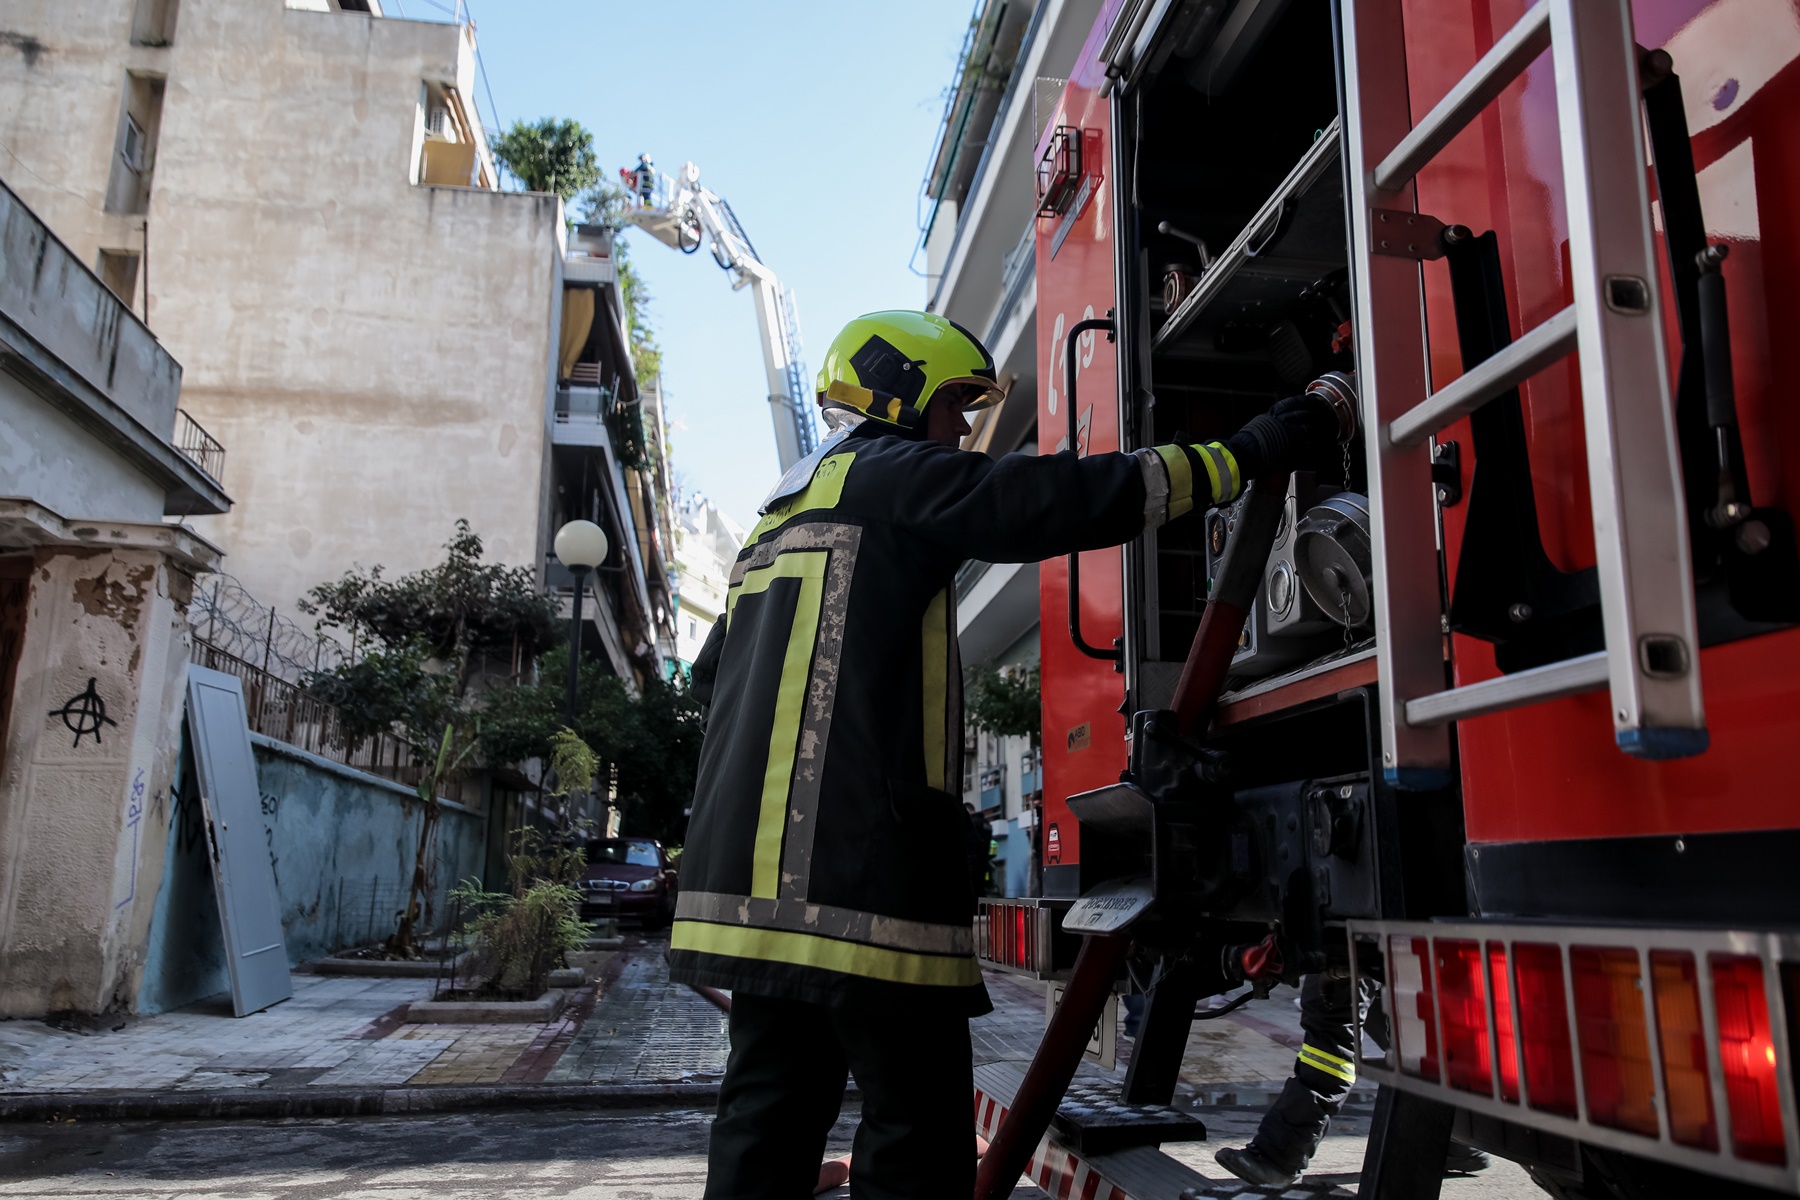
[[668, 419, 1202, 1014]]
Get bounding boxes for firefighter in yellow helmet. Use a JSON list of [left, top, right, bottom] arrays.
[[672, 310, 1343, 1199]]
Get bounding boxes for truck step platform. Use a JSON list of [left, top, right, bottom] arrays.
[[1050, 1078, 1208, 1155], [975, 1063, 1354, 1200]]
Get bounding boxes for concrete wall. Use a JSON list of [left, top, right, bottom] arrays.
[[0, 546, 195, 1016], [0, 180, 182, 444], [0, 1, 565, 616], [0, 374, 168, 523], [137, 734, 486, 1014]]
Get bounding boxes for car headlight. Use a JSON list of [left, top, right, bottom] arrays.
[[629, 879, 658, 893]]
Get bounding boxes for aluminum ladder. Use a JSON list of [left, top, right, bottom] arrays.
[[1340, 0, 1708, 785]]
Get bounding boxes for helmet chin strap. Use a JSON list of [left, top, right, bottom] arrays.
[[823, 379, 923, 429]]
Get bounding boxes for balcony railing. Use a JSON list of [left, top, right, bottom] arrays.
[[987, 220, 1038, 344], [174, 409, 225, 482]]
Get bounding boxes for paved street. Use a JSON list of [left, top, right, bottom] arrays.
[[0, 941, 1549, 1197], [0, 945, 729, 1097], [0, 1102, 1545, 1199]]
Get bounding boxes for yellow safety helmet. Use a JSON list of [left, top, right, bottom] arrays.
[[815, 310, 1006, 430]]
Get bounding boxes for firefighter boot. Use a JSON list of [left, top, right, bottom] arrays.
[[1214, 1145, 1303, 1186]]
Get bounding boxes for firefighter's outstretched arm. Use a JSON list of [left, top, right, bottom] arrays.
[[898, 387, 1346, 564]]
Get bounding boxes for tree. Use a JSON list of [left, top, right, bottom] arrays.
[[491, 117, 600, 200], [391, 724, 479, 958], [964, 663, 1041, 746], [301, 519, 560, 702], [300, 523, 561, 955], [480, 647, 704, 844]]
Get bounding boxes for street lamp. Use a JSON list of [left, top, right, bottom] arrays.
[[554, 519, 609, 727]]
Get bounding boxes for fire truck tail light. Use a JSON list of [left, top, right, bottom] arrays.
[[1649, 950, 1719, 1152], [1389, 935, 1439, 1081], [1516, 942, 1579, 1118], [979, 901, 1043, 973], [1488, 942, 1520, 1103], [1711, 954, 1787, 1165], [1433, 939, 1490, 1094], [1570, 946, 1659, 1137]]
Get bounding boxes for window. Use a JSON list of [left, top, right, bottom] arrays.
[[97, 251, 141, 308], [686, 617, 697, 639], [105, 74, 165, 215], [120, 117, 145, 172], [588, 840, 660, 867], [130, 0, 180, 44]]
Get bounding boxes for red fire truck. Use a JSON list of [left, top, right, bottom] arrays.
[[974, 0, 1800, 1196]]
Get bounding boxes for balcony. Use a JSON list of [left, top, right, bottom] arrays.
[[987, 220, 1037, 344], [564, 224, 615, 285], [554, 384, 611, 448], [174, 409, 224, 482]]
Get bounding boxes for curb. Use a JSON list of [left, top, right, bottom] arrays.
[[0, 1081, 725, 1124]]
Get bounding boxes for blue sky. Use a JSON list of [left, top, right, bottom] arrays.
[[459, 0, 977, 527]]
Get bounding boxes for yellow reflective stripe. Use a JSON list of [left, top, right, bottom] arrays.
[[749, 451, 858, 545], [672, 919, 984, 989], [1154, 444, 1195, 520], [1297, 1042, 1357, 1083], [728, 551, 829, 898], [1195, 442, 1243, 505], [922, 588, 949, 791]]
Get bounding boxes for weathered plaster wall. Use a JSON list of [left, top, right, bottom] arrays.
[[0, 180, 182, 443], [0, 546, 194, 1017], [137, 734, 486, 1013], [0, 375, 167, 522], [0, 1, 563, 616]]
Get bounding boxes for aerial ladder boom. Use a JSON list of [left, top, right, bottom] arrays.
[[621, 160, 819, 472]]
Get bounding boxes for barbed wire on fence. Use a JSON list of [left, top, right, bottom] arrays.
[[189, 572, 351, 685]]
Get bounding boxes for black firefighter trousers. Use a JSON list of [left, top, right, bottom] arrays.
[[1249, 972, 1379, 1171], [703, 991, 976, 1200]]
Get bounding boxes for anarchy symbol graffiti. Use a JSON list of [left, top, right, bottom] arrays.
[[49, 677, 117, 748]]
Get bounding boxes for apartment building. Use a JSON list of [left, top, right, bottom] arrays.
[[921, 0, 1102, 896], [671, 498, 746, 676], [0, 0, 673, 684], [0, 182, 229, 1016]]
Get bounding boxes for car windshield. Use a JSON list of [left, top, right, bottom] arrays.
[[589, 841, 659, 867]]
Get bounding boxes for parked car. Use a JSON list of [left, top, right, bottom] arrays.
[[579, 838, 678, 927]]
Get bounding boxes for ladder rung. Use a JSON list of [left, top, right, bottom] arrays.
[[1405, 650, 1606, 726], [1389, 303, 1577, 447], [1373, 0, 1552, 191]]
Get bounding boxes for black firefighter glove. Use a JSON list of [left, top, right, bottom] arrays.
[[1185, 375, 1355, 506]]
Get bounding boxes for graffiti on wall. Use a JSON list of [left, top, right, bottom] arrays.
[[49, 677, 115, 748], [115, 768, 146, 910]]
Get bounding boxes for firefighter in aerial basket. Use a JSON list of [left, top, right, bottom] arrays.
[[670, 309, 1345, 1200]]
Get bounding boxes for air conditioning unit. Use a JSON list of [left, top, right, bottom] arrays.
[[425, 106, 450, 139]]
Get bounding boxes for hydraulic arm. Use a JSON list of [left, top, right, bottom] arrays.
[[620, 160, 819, 472]]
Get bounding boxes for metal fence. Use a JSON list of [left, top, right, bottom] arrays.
[[190, 637, 419, 784], [189, 572, 350, 685]]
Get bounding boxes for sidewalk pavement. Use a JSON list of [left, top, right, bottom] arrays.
[[0, 940, 1344, 1121]]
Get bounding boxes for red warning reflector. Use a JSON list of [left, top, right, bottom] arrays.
[[1516, 942, 1578, 1117], [1389, 935, 1439, 1081], [1711, 953, 1787, 1165], [1649, 950, 1718, 1152], [1489, 942, 1520, 1103], [1434, 938, 1491, 1094], [1571, 946, 1659, 1137]]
